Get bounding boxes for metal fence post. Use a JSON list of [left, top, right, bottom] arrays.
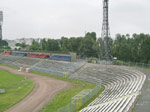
[[69, 103, 71, 112], [81, 96, 83, 106], [75, 99, 76, 112]]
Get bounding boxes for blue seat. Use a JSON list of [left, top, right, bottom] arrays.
[[50, 55, 59, 60], [61, 56, 71, 61], [17, 53, 27, 56], [11, 52, 18, 56], [50, 55, 71, 61]]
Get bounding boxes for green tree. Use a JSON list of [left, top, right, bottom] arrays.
[[30, 40, 41, 50], [79, 35, 98, 57], [85, 32, 97, 41], [15, 43, 21, 46], [69, 37, 83, 53], [112, 33, 150, 63], [113, 34, 132, 61], [15, 42, 27, 48], [60, 37, 72, 52], [47, 39, 60, 51], [1, 40, 8, 46], [41, 39, 48, 51], [20, 42, 26, 48]]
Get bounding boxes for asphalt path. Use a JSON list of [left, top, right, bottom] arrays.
[[134, 68, 150, 112]]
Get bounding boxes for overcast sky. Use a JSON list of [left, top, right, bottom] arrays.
[[0, 0, 150, 40]]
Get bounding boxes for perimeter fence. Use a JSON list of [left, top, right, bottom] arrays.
[[113, 60, 150, 68], [126, 61, 150, 68], [55, 85, 101, 112]]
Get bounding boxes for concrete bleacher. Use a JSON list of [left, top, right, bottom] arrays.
[[0, 55, 21, 63], [70, 64, 146, 112], [0, 54, 40, 67], [0, 54, 85, 76], [0, 54, 146, 111], [15, 57, 41, 66], [31, 60, 85, 76]]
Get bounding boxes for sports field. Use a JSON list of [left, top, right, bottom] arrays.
[[0, 64, 104, 112], [0, 70, 34, 112], [0, 57, 147, 112]]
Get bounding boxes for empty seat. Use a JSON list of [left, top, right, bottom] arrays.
[[27, 54, 39, 58], [17, 53, 27, 56], [2, 51, 12, 55], [11, 52, 18, 56], [50, 55, 71, 61], [50, 55, 60, 60], [61, 56, 71, 61], [36, 54, 49, 58]]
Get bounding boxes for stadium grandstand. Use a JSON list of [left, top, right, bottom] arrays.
[[1, 51, 76, 61], [0, 51, 146, 112], [0, 52, 85, 76], [71, 64, 146, 112]]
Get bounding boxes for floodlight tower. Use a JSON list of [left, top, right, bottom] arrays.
[[0, 11, 3, 46], [101, 0, 112, 60]]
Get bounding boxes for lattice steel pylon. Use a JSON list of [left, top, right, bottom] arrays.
[[101, 0, 112, 60], [0, 11, 3, 46]]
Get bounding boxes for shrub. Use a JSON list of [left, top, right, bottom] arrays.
[[113, 60, 130, 66], [88, 57, 97, 63]]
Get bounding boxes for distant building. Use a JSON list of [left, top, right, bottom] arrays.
[[5, 38, 43, 50], [0, 11, 3, 46]]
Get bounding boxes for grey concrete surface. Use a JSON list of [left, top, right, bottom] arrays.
[[134, 69, 150, 112]]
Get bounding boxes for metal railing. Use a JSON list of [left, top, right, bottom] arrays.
[[56, 85, 101, 112], [113, 60, 150, 68], [125, 61, 150, 68]]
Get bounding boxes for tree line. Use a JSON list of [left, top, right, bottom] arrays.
[[28, 32, 150, 63], [0, 32, 145, 63], [0, 40, 10, 50], [113, 34, 150, 63], [30, 32, 99, 57]]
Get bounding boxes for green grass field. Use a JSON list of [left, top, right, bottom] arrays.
[[31, 71, 104, 112], [0, 70, 34, 112], [0, 64, 104, 112]]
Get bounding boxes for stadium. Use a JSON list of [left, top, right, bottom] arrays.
[[0, 0, 150, 112], [0, 51, 147, 112]]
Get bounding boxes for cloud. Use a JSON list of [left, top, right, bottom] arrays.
[[0, 0, 149, 39]]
